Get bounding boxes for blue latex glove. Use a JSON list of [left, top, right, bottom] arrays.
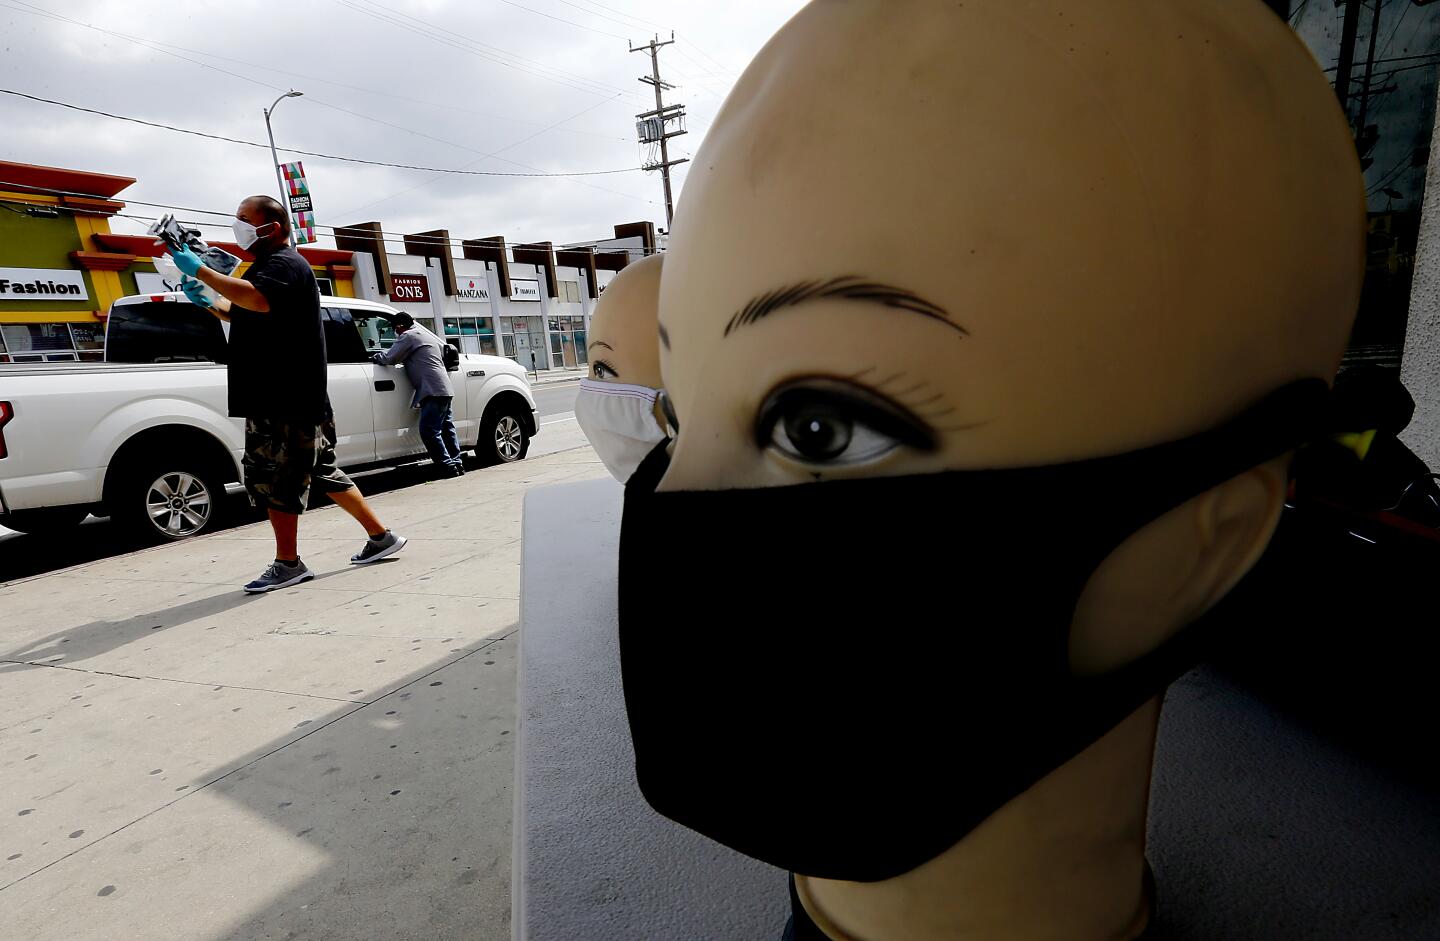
[[170, 243, 203, 278], [180, 276, 212, 308]]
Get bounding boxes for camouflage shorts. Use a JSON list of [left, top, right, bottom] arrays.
[[243, 416, 354, 515]]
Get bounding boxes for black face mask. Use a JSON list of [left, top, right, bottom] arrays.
[[618, 379, 1327, 883]]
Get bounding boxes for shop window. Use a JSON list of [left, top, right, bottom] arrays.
[[448, 317, 497, 338], [0, 323, 106, 363], [315, 277, 335, 296], [558, 280, 582, 303]]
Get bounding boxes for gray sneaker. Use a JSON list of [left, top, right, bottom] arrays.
[[351, 531, 407, 565], [244, 559, 314, 594]]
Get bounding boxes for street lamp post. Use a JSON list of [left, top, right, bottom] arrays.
[[264, 90, 303, 247]]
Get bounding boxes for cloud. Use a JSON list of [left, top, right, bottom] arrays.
[[0, 0, 808, 247]]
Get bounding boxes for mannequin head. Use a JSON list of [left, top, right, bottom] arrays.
[[577, 253, 668, 481], [644, 0, 1362, 933], [659, 0, 1361, 666], [587, 253, 665, 389]]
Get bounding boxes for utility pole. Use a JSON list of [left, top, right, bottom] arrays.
[[1334, 0, 1364, 120], [630, 32, 689, 231], [1355, 0, 1384, 136]]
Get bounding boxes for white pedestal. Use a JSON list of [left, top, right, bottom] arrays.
[[514, 479, 788, 941]]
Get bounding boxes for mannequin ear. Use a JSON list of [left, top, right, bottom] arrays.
[[1069, 454, 1290, 677], [1180, 454, 1290, 622]]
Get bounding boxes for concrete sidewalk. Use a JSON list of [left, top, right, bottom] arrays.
[[1, 446, 607, 941], [528, 368, 586, 386]]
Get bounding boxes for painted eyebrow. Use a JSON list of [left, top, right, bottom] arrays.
[[588, 340, 614, 352], [724, 277, 965, 338], [658, 322, 671, 350]]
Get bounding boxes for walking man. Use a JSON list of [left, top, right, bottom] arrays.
[[372, 313, 466, 478], [173, 195, 406, 593]]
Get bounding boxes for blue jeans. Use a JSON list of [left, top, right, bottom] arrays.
[[419, 396, 463, 469]]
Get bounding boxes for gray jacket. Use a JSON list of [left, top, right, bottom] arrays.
[[372, 325, 454, 407]]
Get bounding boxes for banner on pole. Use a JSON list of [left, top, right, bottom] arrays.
[[280, 161, 318, 244]]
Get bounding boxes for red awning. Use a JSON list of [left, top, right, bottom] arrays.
[[0, 160, 135, 199], [94, 233, 353, 267]]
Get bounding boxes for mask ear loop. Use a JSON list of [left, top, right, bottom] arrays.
[[658, 389, 680, 438]]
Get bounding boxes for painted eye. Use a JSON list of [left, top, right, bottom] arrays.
[[591, 360, 618, 380], [757, 380, 935, 467]]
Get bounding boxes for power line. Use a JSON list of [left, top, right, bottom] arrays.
[[0, 89, 640, 178], [334, 0, 639, 99], [678, 38, 737, 75], [0, 189, 662, 256], [0, 0, 633, 106], [551, 0, 659, 32], [1322, 52, 1440, 72], [482, 0, 629, 40], [1366, 149, 1416, 195], [332, 93, 630, 218], [1376, 0, 1414, 62], [1, 0, 633, 166], [46, 16, 628, 142]]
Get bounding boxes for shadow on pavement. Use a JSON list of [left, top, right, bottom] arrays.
[[0, 462, 449, 585], [0, 589, 262, 671], [192, 633, 518, 941]]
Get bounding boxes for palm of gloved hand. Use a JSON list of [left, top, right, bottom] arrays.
[[170, 244, 203, 278], [181, 276, 212, 308]]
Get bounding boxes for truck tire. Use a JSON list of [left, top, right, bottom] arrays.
[[477, 407, 530, 466], [1, 507, 89, 535], [111, 458, 227, 543]]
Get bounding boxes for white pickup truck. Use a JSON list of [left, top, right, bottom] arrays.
[[0, 292, 538, 541]]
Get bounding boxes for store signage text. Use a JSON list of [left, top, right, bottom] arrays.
[[391, 273, 431, 303], [0, 267, 89, 300], [510, 279, 541, 303], [458, 277, 491, 303], [135, 272, 181, 295]]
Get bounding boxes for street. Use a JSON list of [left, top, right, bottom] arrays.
[[0, 380, 581, 582], [1, 443, 608, 940]]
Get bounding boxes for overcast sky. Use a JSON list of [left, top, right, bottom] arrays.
[[0, 0, 809, 249], [4, 0, 1439, 255]]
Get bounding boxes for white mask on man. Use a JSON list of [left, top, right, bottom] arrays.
[[231, 219, 276, 250], [574, 378, 667, 482]]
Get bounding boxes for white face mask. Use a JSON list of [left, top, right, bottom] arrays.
[[574, 378, 667, 482], [232, 219, 276, 250]]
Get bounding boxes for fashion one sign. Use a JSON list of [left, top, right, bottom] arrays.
[[390, 273, 431, 303], [457, 277, 491, 303], [0, 267, 89, 300]]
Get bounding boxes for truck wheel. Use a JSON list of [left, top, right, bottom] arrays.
[[1, 507, 89, 535], [478, 409, 530, 466], [112, 460, 226, 543]]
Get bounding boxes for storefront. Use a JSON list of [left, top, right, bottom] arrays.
[[0, 162, 132, 362], [0, 160, 360, 364]]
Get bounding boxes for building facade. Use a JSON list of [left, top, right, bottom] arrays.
[[0, 160, 655, 375], [0, 160, 358, 363]]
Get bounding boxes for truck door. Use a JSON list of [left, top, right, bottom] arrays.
[[348, 308, 422, 461], [321, 308, 376, 466]]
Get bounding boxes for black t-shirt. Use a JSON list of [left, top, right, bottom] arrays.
[[227, 243, 328, 423]]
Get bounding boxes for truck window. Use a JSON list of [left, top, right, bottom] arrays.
[[351, 309, 398, 352], [322, 307, 372, 364], [106, 302, 228, 364]]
